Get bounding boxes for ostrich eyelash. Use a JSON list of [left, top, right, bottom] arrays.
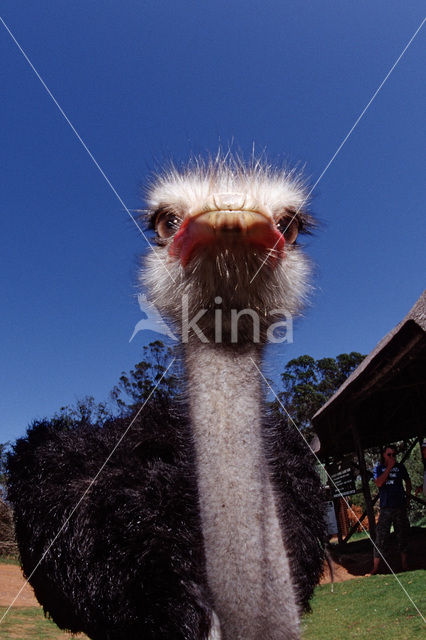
[[293, 210, 316, 235], [149, 207, 182, 229], [148, 207, 166, 230]]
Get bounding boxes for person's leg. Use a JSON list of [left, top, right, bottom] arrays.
[[371, 508, 391, 574], [371, 508, 393, 574], [394, 507, 410, 571], [370, 556, 381, 575]]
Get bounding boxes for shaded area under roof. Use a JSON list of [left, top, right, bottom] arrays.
[[312, 291, 426, 458]]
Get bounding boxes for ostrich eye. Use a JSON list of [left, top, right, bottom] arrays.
[[276, 216, 299, 244], [154, 210, 182, 239]]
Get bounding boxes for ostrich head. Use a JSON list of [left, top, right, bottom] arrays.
[[142, 154, 314, 343]]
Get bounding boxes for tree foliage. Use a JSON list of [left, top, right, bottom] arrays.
[[403, 442, 426, 526], [273, 352, 366, 430], [110, 341, 182, 413], [0, 443, 10, 494], [52, 342, 180, 424], [55, 395, 111, 425]]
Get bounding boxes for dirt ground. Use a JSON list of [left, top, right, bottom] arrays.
[[0, 564, 38, 607], [322, 526, 426, 583], [1, 527, 425, 607]]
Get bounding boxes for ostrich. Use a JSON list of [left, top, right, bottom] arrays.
[[7, 154, 326, 640]]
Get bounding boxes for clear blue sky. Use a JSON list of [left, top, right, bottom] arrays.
[[1, 2, 425, 443]]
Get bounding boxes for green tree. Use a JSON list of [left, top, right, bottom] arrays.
[[273, 352, 365, 431], [110, 340, 182, 413], [0, 443, 10, 494], [404, 442, 426, 526], [55, 395, 111, 425], [0, 442, 17, 556]]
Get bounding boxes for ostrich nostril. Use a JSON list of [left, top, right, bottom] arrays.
[[222, 193, 245, 210], [210, 193, 247, 211]]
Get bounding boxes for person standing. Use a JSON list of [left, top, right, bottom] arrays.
[[371, 444, 411, 574]]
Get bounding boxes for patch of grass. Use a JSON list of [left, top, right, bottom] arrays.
[[0, 607, 89, 639], [0, 555, 19, 565], [346, 530, 370, 543], [1, 572, 424, 639], [302, 570, 426, 640]]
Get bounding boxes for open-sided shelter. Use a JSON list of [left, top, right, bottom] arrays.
[[312, 290, 426, 538]]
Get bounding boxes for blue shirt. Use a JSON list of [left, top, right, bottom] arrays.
[[373, 462, 409, 508]]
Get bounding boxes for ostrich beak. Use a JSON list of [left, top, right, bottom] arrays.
[[169, 210, 285, 267]]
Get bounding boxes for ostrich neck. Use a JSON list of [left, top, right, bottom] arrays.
[[185, 341, 299, 640]]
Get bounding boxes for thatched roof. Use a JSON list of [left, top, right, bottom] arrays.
[[312, 291, 426, 457]]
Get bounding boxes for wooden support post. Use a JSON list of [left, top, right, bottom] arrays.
[[351, 420, 376, 539], [333, 499, 343, 544]]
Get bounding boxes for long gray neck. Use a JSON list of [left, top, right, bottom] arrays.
[[185, 341, 299, 640]]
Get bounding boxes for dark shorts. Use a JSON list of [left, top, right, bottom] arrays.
[[374, 506, 410, 558]]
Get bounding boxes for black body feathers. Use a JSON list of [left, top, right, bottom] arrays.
[[7, 398, 325, 639]]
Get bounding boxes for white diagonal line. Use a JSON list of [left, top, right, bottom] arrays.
[[250, 357, 426, 623], [250, 16, 426, 284], [0, 357, 175, 623], [0, 16, 176, 284]]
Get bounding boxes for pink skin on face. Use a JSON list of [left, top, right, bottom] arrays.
[[169, 215, 286, 267]]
